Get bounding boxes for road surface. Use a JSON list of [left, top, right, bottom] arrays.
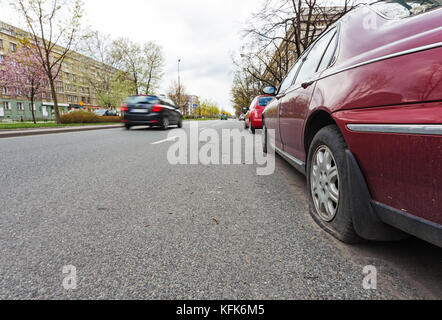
[[0, 120, 441, 299]]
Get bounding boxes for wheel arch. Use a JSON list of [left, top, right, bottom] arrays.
[[304, 110, 340, 156]]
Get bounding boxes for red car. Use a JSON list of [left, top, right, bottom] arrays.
[[245, 95, 274, 133], [262, 1, 442, 247]]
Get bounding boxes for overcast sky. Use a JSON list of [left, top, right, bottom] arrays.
[[0, 0, 260, 113]]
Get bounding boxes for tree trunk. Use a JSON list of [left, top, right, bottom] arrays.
[[30, 95, 36, 124], [49, 76, 61, 124]]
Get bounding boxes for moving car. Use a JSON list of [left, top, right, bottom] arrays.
[[244, 95, 274, 134], [262, 1, 442, 247], [94, 109, 119, 117], [122, 95, 183, 130]]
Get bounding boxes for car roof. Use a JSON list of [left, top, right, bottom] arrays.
[[333, 4, 442, 68]]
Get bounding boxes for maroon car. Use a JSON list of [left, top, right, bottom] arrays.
[[262, 1, 442, 247]]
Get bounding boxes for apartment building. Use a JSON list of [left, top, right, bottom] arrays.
[[0, 21, 126, 121]]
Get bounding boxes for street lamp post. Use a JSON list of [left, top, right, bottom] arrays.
[[178, 59, 181, 114]]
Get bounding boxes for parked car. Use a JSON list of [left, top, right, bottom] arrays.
[[94, 109, 119, 117], [239, 114, 246, 121], [122, 95, 183, 130], [262, 1, 442, 247], [244, 95, 274, 134]]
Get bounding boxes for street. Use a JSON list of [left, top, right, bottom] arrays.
[[0, 120, 441, 300]]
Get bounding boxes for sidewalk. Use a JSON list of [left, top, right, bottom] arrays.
[[0, 124, 123, 139]]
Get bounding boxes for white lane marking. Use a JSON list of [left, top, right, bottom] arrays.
[[151, 136, 180, 145]]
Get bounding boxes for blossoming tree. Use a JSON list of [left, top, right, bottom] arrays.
[[0, 45, 50, 123]]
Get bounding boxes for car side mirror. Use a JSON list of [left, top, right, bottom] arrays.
[[262, 86, 276, 95]]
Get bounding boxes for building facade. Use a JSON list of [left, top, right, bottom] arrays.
[[0, 21, 125, 121]]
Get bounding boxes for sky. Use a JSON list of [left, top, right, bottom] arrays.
[[0, 0, 260, 113]]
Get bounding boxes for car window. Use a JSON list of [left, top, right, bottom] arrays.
[[317, 31, 338, 73], [258, 97, 273, 107], [278, 58, 303, 94], [371, 0, 441, 19], [294, 29, 336, 85], [126, 95, 159, 104]]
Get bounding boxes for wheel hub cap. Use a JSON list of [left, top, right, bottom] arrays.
[[311, 146, 340, 222]]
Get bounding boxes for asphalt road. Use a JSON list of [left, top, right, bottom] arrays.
[[0, 120, 441, 299]]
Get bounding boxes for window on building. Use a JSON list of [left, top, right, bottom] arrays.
[[10, 43, 16, 52], [3, 101, 11, 110], [0, 55, 4, 62], [56, 81, 63, 93], [67, 95, 72, 102], [73, 96, 78, 103], [0, 39, 3, 49], [30, 103, 36, 111], [17, 102, 24, 110], [2, 87, 9, 95], [16, 88, 21, 95]]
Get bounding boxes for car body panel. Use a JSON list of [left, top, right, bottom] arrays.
[[333, 102, 442, 225]]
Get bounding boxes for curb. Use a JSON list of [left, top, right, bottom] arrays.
[[0, 124, 123, 139]]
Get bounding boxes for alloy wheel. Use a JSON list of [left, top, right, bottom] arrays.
[[310, 145, 340, 222]]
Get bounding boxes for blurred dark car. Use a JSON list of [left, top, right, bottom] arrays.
[[94, 109, 119, 117], [122, 95, 183, 130]]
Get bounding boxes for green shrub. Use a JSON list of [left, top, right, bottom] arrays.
[[60, 111, 121, 124]]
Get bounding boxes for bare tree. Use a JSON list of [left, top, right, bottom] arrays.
[[241, 0, 356, 87], [111, 38, 164, 96], [80, 30, 119, 108], [231, 68, 262, 117], [14, 0, 83, 124], [111, 38, 143, 95], [142, 42, 164, 95], [167, 79, 187, 112]]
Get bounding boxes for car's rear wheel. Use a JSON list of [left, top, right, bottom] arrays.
[[250, 121, 256, 134], [307, 125, 361, 244], [162, 117, 169, 130], [262, 121, 268, 154], [125, 124, 131, 130]]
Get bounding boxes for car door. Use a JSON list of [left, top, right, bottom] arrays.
[[279, 28, 338, 162], [271, 61, 303, 149]]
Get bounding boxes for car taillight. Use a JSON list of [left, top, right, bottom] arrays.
[[152, 105, 163, 112], [121, 105, 128, 112]]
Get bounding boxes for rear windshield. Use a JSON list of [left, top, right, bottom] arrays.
[[126, 95, 159, 105], [258, 97, 274, 107], [371, 0, 441, 19]]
